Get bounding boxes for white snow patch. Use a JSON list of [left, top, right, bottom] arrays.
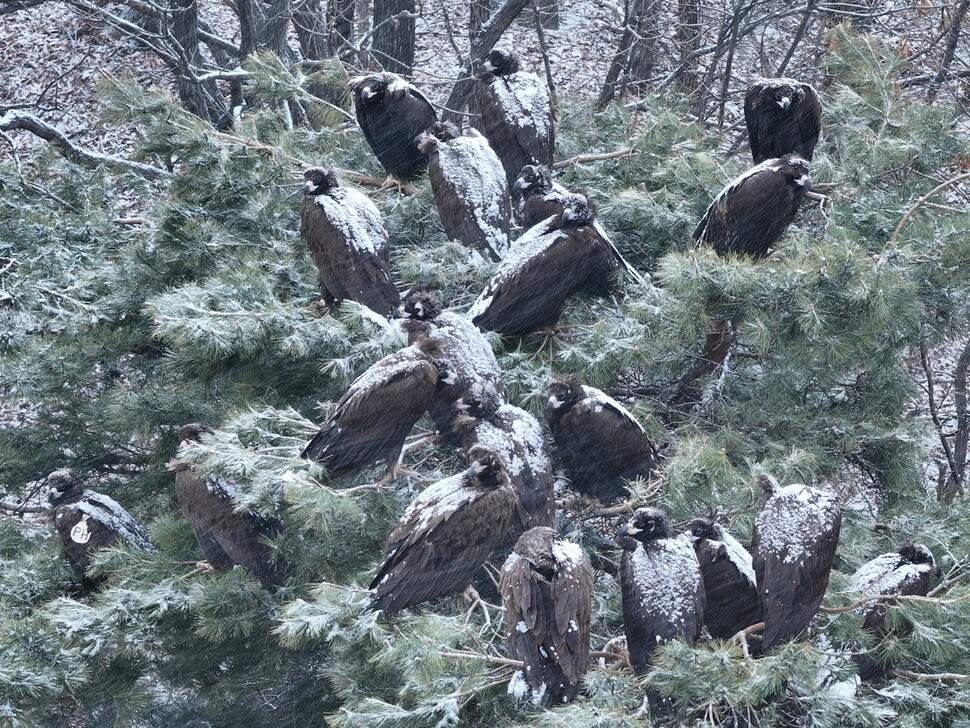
[[402, 471, 478, 533], [68, 491, 155, 551], [312, 185, 388, 256], [851, 553, 933, 599], [755, 484, 840, 565], [629, 536, 702, 629], [508, 670, 529, 700], [706, 523, 757, 587], [433, 311, 502, 389], [581, 385, 645, 433], [344, 347, 426, 401], [493, 72, 553, 138]]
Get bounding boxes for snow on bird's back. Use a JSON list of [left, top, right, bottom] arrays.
[[403, 471, 480, 533], [630, 536, 700, 627], [495, 72, 551, 137], [344, 347, 425, 400], [850, 553, 929, 597], [709, 524, 757, 587], [74, 491, 155, 551], [435, 311, 501, 385], [315, 186, 387, 255], [581, 385, 645, 433], [756, 484, 839, 564]]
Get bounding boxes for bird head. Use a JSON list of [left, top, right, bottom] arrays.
[[177, 422, 213, 444], [349, 74, 389, 104], [480, 49, 519, 76], [899, 542, 940, 577], [513, 527, 557, 580], [467, 445, 508, 488], [544, 376, 584, 417], [432, 359, 462, 391], [781, 154, 812, 190], [512, 164, 552, 195], [686, 518, 720, 542], [560, 193, 594, 228], [46, 469, 84, 507], [771, 83, 799, 110], [456, 382, 501, 419], [618, 507, 671, 545], [400, 289, 442, 321], [302, 167, 338, 196]]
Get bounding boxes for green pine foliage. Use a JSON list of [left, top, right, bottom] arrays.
[[2, 26, 970, 727]]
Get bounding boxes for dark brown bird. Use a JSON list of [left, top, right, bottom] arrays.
[[686, 519, 761, 640], [418, 122, 510, 261], [370, 445, 516, 613], [448, 382, 554, 544], [512, 164, 568, 228], [744, 78, 821, 163], [300, 334, 460, 481], [349, 72, 437, 183], [544, 376, 658, 502], [301, 167, 400, 316], [693, 154, 812, 258], [850, 542, 939, 681], [473, 49, 555, 186], [469, 194, 624, 335], [617, 508, 705, 677], [399, 289, 503, 436], [751, 474, 841, 652], [500, 527, 594, 707], [47, 469, 156, 591], [169, 424, 285, 588]]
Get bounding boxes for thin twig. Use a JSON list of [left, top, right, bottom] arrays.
[[889, 171, 970, 245], [439, 650, 523, 669], [553, 147, 635, 169], [892, 668, 967, 682]]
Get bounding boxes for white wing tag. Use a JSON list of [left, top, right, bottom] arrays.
[[70, 515, 92, 544]]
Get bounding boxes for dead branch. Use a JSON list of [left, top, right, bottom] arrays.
[[892, 668, 968, 682], [919, 341, 961, 501], [0, 498, 47, 514], [889, 171, 970, 245], [730, 621, 764, 659], [439, 650, 523, 669], [552, 147, 635, 169], [0, 111, 173, 180]]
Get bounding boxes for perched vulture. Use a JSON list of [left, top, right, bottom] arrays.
[[46, 469, 156, 590], [300, 167, 400, 316], [617, 507, 706, 677], [693, 154, 812, 258], [300, 334, 460, 479], [501, 527, 594, 707], [512, 164, 569, 228], [744, 78, 821, 163], [169, 424, 285, 588], [751, 474, 841, 652], [474, 49, 555, 186], [544, 376, 658, 502], [399, 289, 503, 435], [850, 542, 940, 681], [370, 445, 516, 613], [448, 382, 555, 544], [349, 72, 437, 183], [469, 194, 624, 335], [418, 122, 511, 261], [686, 519, 761, 640]]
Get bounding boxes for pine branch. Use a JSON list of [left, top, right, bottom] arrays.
[[0, 111, 172, 180], [0, 498, 47, 514], [439, 650, 523, 669], [553, 148, 635, 169], [892, 668, 968, 681], [889, 171, 970, 245]]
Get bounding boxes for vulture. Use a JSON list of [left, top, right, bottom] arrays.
[[448, 382, 555, 544], [544, 376, 658, 502], [370, 445, 516, 613], [751, 474, 841, 652], [300, 333, 460, 480], [418, 121, 511, 261], [474, 49, 555, 186], [300, 166, 400, 316], [500, 527, 594, 707], [512, 164, 569, 228], [349, 72, 437, 183], [169, 424, 285, 588], [469, 194, 624, 335], [693, 154, 812, 258], [46, 469, 156, 590], [686, 519, 761, 640], [399, 288, 503, 436], [850, 542, 940, 681], [744, 78, 821, 163], [617, 507, 706, 677]]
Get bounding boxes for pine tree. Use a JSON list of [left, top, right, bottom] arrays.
[[2, 26, 970, 728]]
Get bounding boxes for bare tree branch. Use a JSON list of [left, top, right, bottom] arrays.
[[0, 111, 173, 180]]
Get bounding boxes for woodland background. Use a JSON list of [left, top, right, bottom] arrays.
[[3, 0, 970, 726]]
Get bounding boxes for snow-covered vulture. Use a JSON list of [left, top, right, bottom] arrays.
[[473, 49, 555, 186], [300, 167, 400, 316], [850, 542, 940, 681], [370, 445, 515, 613], [349, 72, 437, 182], [750, 474, 842, 652], [500, 527, 593, 707], [617, 507, 706, 677], [469, 194, 623, 335], [693, 154, 812, 258], [399, 289, 503, 436], [744, 78, 821, 164], [448, 382, 554, 545], [46, 469, 156, 590], [686, 519, 761, 639], [300, 333, 461, 479], [544, 376, 658, 502], [169, 424, 285, 588], [512, 164, 569, 227], [417, 122, 510, 261]]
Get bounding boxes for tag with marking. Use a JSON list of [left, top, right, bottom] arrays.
[[70, 515, 92, 544]]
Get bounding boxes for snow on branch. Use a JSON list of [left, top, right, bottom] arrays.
[[0, 111, 173, 180]]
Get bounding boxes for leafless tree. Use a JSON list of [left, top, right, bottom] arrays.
[[373, 0, 417, 76], [597, 0, 663, 109]]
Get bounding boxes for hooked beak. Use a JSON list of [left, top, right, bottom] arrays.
[[361, 86, 375, 101], [778, 96, 791, 110], [512, 177, 525, 192], [481, 60, 496, 73], [302, 180, 316, 195], [795, 174, 812, 189], [543, 396, 563, 415]]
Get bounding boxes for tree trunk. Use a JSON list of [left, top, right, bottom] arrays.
[[469, 0, 494, 38], [675, 0, 700, 94], [597, 0, 661, 109], [940, 338, 970, 502], [168, 0, 228, 125], [329, 0, 355, 63], [670, 318, 737, 411], [929, 0, 970, 101], [292, 0, 343, 111], [534, 0, 559, 29], [373, 0, 416, 76]]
